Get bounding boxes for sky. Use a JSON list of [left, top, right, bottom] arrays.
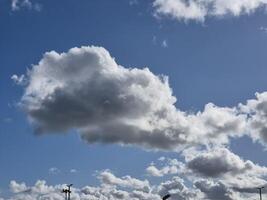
[[2, 0, 267, 199]]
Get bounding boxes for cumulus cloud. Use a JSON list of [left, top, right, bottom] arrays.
[[184, 147, 267, 178], [15, 45, 267, 152], [98, 170, 150, 192], [153, 0, 207, 22], [157, 176, 200, 199], [240, 92, 267, 146], [153, 0, 267, 22], [7, 180, 65, 200], [9, 181, 28, 193], [4, 153, 267, 200], [146, 146, 267, 195], [194, 179, 259, 200], [194, 180, 237, 200], [81, 186, 131, 200], [146, 158, 184, 177], [4, 174, 165, 200], [17, 45, 252, 151], [20, 46, 181, 149], [4, 175, 199, 200], [182, 147, 267, 191]]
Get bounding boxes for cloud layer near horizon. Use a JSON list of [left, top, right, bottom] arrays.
[[3, 150, 267, 200], [153, 0, 267, 22], [14, 45, 267, 151]]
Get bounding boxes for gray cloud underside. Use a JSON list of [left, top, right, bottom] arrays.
[[15, 45, 267, 151], [146, 147, 267, 194]]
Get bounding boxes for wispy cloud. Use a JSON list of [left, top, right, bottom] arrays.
[[11, 0, 41, 12], [70, 169, 77, 173], [2, 118, 13, 123], [49, 167, 60, 175], [259, 26, 267, 33], [162, 39, 168, 48], [152, 36, 168, 48], [129, 0, 138, 6], [11, 74, 27, 86]]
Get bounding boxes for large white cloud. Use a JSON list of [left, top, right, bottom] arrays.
[[16, 45, 250, 151], [153, 0, 267, 22]]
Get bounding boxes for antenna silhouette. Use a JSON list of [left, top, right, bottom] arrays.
[[162, 194, 171, 200], [257, 186, 264, 200], [62, 184, 73, 200]]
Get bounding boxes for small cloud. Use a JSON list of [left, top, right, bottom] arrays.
[[48, 167, 60, 175], [11, 0, 42, 12], [129, 0, 138, 6], [152, 36, 157, 45], [2, 118, 13, 123], [70, 169, 78, 173], [259, 26, 267, 33], [11, 74, 26, 85], [158, 156, 165, 161], [161, 39, 168, 48], [152, 36, 168, 48]]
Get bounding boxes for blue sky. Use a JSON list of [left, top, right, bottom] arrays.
[[2, 0, 267, 199]]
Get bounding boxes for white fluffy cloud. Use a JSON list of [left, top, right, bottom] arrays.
[[7, 180, 63, 200], [98, 170, 150, 192], [4, 174, 167, 200], [17, 45, 253, 151], [145, 147, 267, 196], [15, 45, 267, 152], [146, 158, 185, 177], [240, 92, 267, 146], [9, 181, 28, 193], [4, 151, 267, 200], [3, 175, 199, 200], [153, 0, 267, 22]]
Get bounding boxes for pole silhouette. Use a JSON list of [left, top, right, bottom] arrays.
[[62, 184, 73, 200], [257, 187, 264, 200]]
